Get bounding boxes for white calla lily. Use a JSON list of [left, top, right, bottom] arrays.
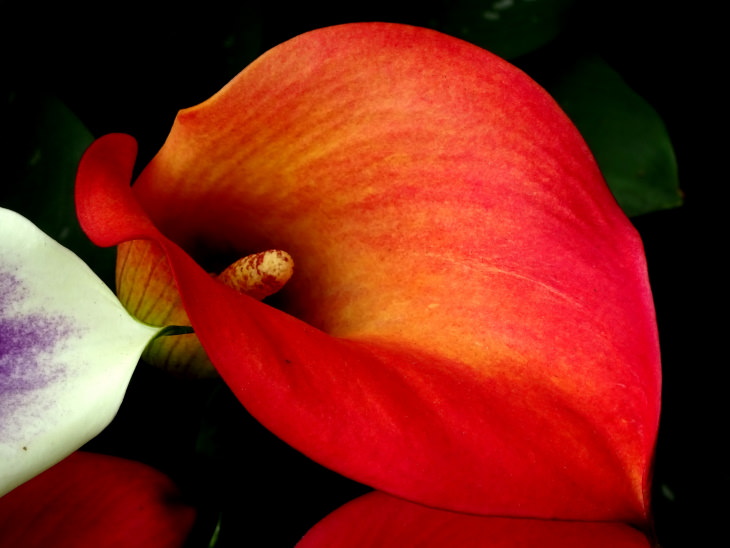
[[0, 207, 161, 496]]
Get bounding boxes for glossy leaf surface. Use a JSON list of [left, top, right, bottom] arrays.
[[549, 56, 682, 217], [439, 0, 577, 59]]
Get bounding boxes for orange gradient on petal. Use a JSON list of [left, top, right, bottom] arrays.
[[77, 23, 661, 524]]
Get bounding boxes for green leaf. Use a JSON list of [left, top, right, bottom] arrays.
[[547, 56, 682, 217], [438, 0, 577, 59], [0, 90, 115, 284]]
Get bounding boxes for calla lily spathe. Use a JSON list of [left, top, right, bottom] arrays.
[[76, 23, 661, 524], [0, 207, 161, 496], [297, 490, 654, 548], [0, 451, 195, 547]]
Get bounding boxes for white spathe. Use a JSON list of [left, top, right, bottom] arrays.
[[0, 207, 161, 496]]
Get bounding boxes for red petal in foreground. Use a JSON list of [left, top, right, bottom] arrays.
[[297, 491, 654, 548], [76, 23, 661, 523], [0, 452, 195, 547]]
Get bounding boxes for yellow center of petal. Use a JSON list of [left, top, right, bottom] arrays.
[[116, 240, 295, 378]]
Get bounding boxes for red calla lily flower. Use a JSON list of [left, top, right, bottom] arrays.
[[297, 491, 654, 547], [76, 23, 660, 524], [0, 452, 195, 547]]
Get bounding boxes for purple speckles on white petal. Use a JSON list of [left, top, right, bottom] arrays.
[[1, 271, 82, 442], [0, 208, 161, 496]]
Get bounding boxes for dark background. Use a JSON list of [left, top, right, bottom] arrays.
[[2, 1, 722, 546]]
